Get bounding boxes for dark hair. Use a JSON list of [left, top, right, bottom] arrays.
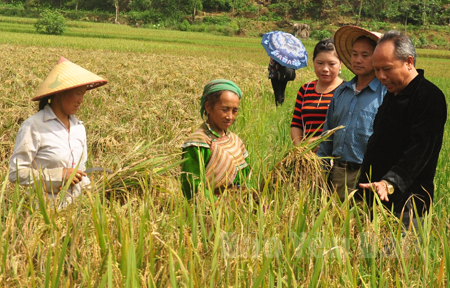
[[202, 91, 223, 116], [313, 38, 339, 61], [38, 95, 54, 111], [377, 30, 417, 66], [354, 35, 377, 49]]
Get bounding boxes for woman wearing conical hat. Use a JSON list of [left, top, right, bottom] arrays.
[[9, 57, 107, 208], [181, 79, 251, 201]]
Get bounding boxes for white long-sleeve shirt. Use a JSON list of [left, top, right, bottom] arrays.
[[9, 105, 90, 207]]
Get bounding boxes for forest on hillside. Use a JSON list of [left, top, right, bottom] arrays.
[[2, 0, 450, 27]]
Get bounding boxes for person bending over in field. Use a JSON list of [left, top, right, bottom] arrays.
[[9, 57, 108, 209], [358, 31, 447, 230], [180, 79, 251, 201], [291, 38, 344, 150]]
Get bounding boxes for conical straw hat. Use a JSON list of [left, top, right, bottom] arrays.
[[32, 57, 108, 101], [334, 26, 382, 74]]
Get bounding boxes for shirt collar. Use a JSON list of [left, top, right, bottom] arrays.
[[396, 69, 425, 97], [345, 76, 382, 92], [204, 122, 226, 138], [43, 104, 83, 125]]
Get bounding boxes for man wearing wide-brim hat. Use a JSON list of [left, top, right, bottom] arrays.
[[358, 31, 447, 229], [318, 26, 387, 201], [9, 57, 107, 209]]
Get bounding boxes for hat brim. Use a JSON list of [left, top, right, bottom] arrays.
[[334, 26, 382, 74], [32, 57, 108, 101]]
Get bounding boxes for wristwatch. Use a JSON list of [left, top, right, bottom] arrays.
[[381, 180, 395, 195]]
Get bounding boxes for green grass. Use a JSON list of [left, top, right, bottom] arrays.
[[0, 15, 449, 287], [0, 15, 319, 65]]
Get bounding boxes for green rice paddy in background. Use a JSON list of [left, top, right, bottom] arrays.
[[0, 15, 449, 287]]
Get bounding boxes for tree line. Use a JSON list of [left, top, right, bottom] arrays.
[[3, 0, 450, 26], [273, 0, 450, 26]]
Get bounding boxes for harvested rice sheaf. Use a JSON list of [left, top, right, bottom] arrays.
[[270, 146, 330, 193], [269, 126, 342, 194]]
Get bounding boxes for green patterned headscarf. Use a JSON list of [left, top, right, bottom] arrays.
[[200, 79, 242, 118]]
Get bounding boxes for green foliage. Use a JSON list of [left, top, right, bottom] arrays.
[[149, 22, 163, 29], [128, 10, 164, 24], [419, 34, 429, 46], [182, 0, 203, 15], [380, 3, 402, 20], [203, 15, 231, 25], [216, 25, 235, 36], [411, 34, 429, 48], [268, 2, 291, 20], [238, 3, 257, 13], [429, 24, 449, 32], [202, 0, 233, 11], [232, 0, 249, 11], [0, 2, 38, 17], [4, 1, 25, 9], [431, 36, 449, 48], [310, 29, 332, 41], [337, 2, 352, 14], [179, 19, 191, 31], [129, 0, 152, 12], [34, 9, 66, 35], [3, 0, 450, 28], [266, 10, 281, 21], [190, 23, 207, 32], [187, 21, 238, 36], [410, 36, 421, 48], [360, 20, 392, 31]]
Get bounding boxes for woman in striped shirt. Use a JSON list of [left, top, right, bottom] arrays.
[[291, 38, 344, 149]]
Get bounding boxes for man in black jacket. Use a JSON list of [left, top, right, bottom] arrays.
[[358, 31, 447, 228]]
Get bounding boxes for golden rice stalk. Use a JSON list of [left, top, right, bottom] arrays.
[[269, 126, 343, 193], [90, 140, 183, 198]]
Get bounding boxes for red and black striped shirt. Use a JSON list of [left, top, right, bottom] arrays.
[[291, 80, 338, 136]]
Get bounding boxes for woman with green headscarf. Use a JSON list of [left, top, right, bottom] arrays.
[[181, 79, 251, 200]]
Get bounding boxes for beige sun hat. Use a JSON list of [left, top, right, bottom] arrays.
[[334, 26, 382, 74], [32, 57, 108, 101]]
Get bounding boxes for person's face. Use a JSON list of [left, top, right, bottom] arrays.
[[351, 38, 376, 77], [205, 90, 240, 136], [313, 51, 342, 84], [373, 41, 414, 95], [58, 86, 87, 116]]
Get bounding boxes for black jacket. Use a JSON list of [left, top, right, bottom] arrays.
[[358, 70, 447, 215]]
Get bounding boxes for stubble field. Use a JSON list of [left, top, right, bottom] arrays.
[[0, 16, 449, 287]]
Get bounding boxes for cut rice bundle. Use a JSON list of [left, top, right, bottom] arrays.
[[269, 126, 343, 193]]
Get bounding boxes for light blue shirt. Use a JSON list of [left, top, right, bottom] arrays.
[[318, 76, 387, 164]]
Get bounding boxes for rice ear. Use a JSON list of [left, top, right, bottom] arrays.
[[269, 126, 343, 193]]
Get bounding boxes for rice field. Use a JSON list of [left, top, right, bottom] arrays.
[[0, 15, 449, 287]]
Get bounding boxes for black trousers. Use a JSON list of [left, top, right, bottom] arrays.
[[271, 78, 288, 106]]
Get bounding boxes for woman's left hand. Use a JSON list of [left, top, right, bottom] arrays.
[[307, 136, 320, 153]]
